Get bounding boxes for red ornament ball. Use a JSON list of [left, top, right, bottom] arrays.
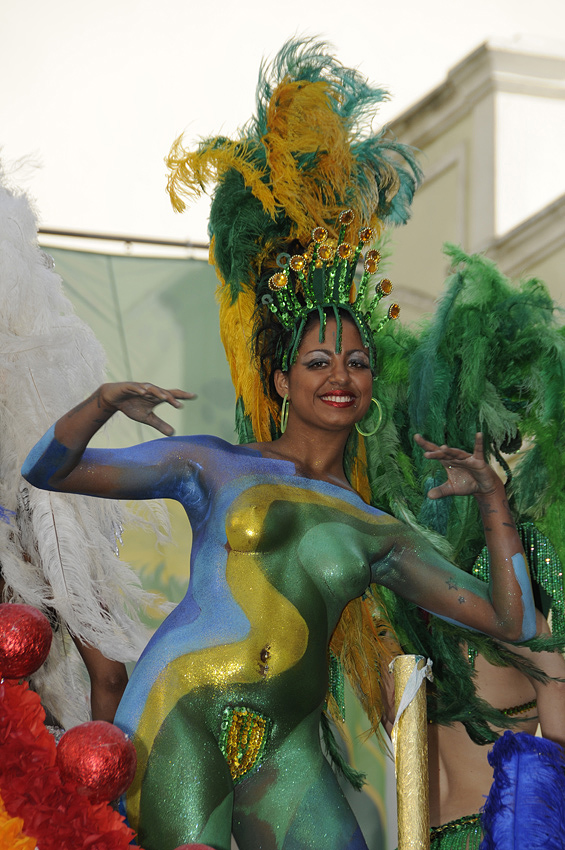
[[0, 603, 52, 677], [57, 720, 137, 803]]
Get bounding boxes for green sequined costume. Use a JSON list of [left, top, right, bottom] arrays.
[[430, 814, 482, 850]]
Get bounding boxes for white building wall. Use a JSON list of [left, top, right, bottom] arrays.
[[496, 91, 565, 236], [387, 38, 565, 323]]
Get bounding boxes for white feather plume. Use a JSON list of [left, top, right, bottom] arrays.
[[0, 165, 169, 728]]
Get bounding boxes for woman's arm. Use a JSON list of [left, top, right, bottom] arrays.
[[372, 434, 536, 642], [516, 611, 565, 748], [22, 382, 195, 499]]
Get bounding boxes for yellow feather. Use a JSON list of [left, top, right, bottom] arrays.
[[166, 136, 276, 217], [328, 437, 402, 736], [214, 251, 280, 441], [263, 81, 354, 241], [349, 437, 372, 503], [261, 79, 385, 244], [329, 593, 402, 739]]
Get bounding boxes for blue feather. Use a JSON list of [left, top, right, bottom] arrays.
[[481, 731, 565, 849]]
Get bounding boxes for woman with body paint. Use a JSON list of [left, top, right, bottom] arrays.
[[22, 308, 535, 850]]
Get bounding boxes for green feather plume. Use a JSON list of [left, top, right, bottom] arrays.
[[167, 38, 422, 304], [366, 246, 565, 740]]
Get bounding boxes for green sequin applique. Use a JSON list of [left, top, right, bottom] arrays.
[[219, 705, 271, 783]]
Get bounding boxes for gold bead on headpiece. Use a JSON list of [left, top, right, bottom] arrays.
[[266, 210, 399, 369]]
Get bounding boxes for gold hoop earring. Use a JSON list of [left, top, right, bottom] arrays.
[[355, 397, 383, 437], [280, 394, 290, 433]]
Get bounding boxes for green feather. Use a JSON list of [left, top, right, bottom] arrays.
[[320, 711, 366, 790], [207, 38, 422, 297], [367, 246, 565, 739], [234, 395, 256, 444]]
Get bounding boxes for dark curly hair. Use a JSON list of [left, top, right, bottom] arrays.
[[252, 239, 304, 404]]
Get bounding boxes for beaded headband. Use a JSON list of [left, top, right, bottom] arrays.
[[264, 209, 399, 371]]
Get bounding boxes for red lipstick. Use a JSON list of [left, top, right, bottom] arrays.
[[320, 391, 356, 408]]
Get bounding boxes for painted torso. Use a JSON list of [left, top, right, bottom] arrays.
[[109, 436, 397, 825]]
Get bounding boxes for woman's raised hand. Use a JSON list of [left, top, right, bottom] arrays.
[[414, 432, 501, 500], [99, 382, 196, 436]]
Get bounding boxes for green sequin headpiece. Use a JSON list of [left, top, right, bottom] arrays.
[[264, 209, 399, 371]]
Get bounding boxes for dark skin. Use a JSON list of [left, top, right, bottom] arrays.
[[379, 610, 565, 826], [0, 576, 127, 722], [71, 636, 128, 723], [28, 382, 188, 723], [17, 314, 539, 850], [428, 610, 565, 826]]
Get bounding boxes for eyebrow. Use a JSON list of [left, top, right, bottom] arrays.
[[302, 347, 370, 357]]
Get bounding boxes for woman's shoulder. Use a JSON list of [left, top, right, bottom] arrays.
[[170, 434, 258, 452], [164, 434, 264, 464], [168, 434, 233, 450]]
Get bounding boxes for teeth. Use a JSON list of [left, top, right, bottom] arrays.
[[322, 395, 354, 402]]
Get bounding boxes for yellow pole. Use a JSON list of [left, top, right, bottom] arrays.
[[392, 654, 430, 850]]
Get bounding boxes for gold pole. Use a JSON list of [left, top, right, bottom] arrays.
[[392, 654, 430, 850]]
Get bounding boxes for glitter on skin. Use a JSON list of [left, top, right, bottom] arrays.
[[22, 431, 534, 850]]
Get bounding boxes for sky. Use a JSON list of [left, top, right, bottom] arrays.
[[2, 0, 565, 246]]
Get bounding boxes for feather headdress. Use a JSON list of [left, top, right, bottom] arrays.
[[402, 245, 565, 601], [167, 37, 421, 440]]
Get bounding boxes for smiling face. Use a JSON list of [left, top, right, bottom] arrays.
[[274, 314, 373, 435]]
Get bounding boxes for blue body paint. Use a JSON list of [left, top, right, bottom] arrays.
[[429, 552, 535, 640], [21, 424, 69, 491], [0, 505, 16, 525], [513, 552, 536, 640]]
